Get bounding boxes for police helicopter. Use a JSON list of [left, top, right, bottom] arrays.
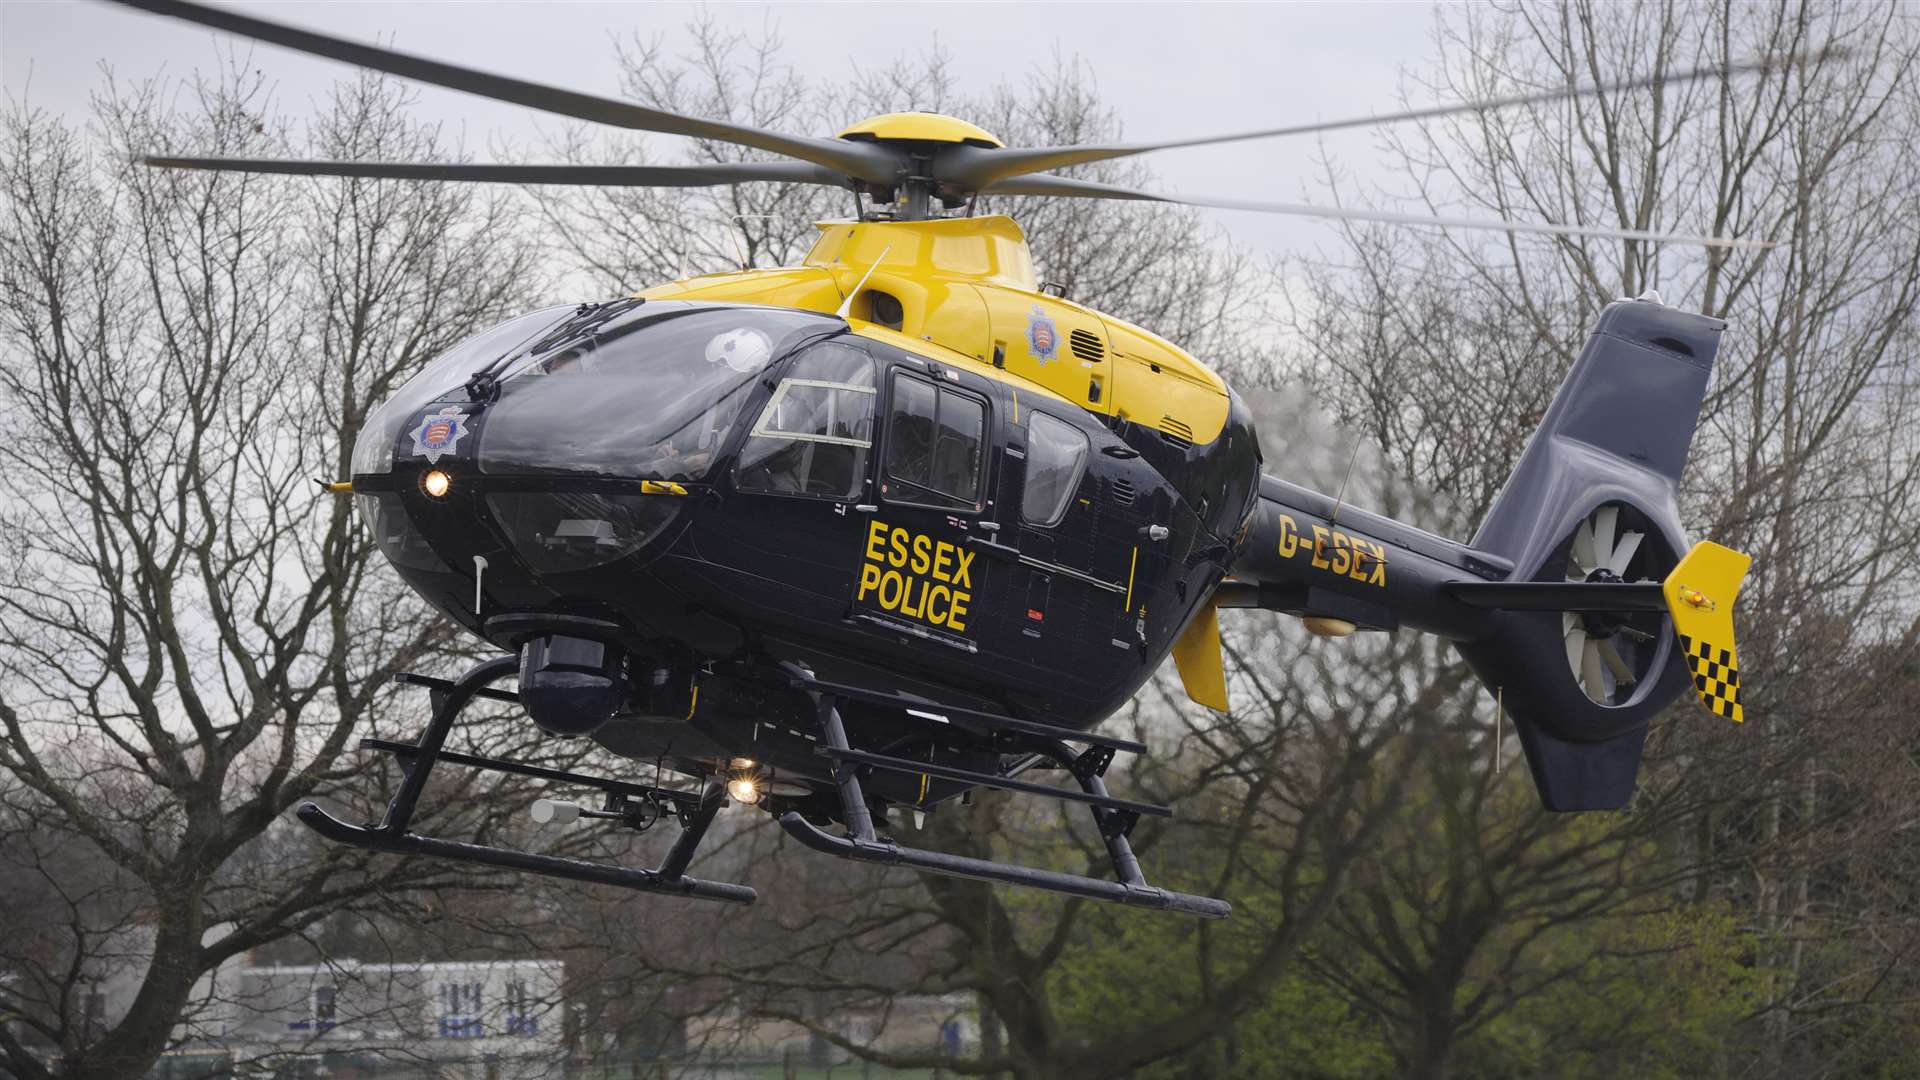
[[111, 0, 1758, 918]]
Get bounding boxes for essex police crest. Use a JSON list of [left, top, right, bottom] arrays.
[[1026, 305, 1059, 365], [409, 405, 470, 464]]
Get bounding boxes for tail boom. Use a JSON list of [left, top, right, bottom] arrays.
[[1213, 298, 1750, 811]]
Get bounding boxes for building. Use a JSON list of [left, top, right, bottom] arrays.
[[208, 959, 566, 1078], [5, 929, 565, 1080]]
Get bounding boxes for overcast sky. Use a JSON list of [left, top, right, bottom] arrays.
[[1, 1, 1445, 264]]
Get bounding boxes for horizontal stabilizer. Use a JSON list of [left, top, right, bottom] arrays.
[[1445, 580, 1667, 612]]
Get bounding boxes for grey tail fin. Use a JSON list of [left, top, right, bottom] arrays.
[[1456, 298, 1724, 811]]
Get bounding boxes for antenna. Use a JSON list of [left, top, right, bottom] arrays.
[[1494, 685, 1504, 776], [1327, 441, 1363, 527], [728, 214, 776, 271], [835, 245, 891, 322]]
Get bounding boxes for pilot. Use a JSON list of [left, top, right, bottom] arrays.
[[636, 438, 717, 481], [534, 348, 588, 376]]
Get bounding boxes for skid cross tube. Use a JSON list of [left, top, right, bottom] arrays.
[[295, 655, 756, 905], [360, 738, 706, 813], [813, 745, 1173, 819], [776, 668, 1230, 919], [789, 674, 1148, 754]]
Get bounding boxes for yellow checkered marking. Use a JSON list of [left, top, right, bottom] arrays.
[[1662, 541, 1751, 726], [1678, 633, 1741, 723]]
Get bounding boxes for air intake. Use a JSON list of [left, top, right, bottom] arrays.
[[1069, 328, 1105, 363], [1111, 478, 1136, 506], [1159, 416, 1194, 448]]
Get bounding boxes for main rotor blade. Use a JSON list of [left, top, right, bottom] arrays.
[[139, 156, 849, 188], [984, 174, 1774, 249], [942, 49, 1836, 190], [106, 0, 898, 184]]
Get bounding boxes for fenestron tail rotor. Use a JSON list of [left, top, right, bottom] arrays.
[[1561, 504, 1657, 705], [104, 0, 1825, 247]]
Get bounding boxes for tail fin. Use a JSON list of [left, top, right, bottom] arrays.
[[1456, 298, 1741, 810]]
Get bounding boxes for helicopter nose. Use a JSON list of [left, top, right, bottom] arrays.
[[359, 467, 687, 589], [485, 491, 683, 575], [349, 302, 839, 632]]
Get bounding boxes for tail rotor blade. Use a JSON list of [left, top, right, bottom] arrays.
[[1598, 638, 1635, 683], [1591, 506, 1619, 563], [1581, 641, 1609, 703], [1565, 622, 1587, 677], [1606, 530, 1645, 576], [1571, 520, 1597, 574]]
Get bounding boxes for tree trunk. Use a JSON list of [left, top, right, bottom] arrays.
[[1407, 1007, 1458, 1080], [62, 881, 207, 1080], [978, 992, 1005, 1080]]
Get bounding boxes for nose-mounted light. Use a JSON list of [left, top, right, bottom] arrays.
[[421, 469, 452, 498]]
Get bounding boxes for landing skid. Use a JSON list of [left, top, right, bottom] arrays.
[[295, 655, 756, 905], [297, 656, 1227, 917], [776, 665, 1232, 919]]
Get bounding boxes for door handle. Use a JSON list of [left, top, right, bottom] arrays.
[[966, 536, 1024, 563]]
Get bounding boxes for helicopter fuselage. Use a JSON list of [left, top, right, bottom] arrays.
[[350, 215, 1262, 807]]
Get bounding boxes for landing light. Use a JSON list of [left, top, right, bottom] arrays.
[[422, 469, 451, 498], [727, 775, 760, 805]]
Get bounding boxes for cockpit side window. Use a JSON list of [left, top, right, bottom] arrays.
[[1021, 411, 1089, 527], [733, 341, 876, 500], [881, 371, 987, 512]]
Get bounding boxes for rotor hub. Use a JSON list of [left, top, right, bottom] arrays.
[[1578, 567, 1629, 637], [837, 112, 1004, 149]]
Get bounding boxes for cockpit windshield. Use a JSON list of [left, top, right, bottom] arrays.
[[474, 304, 838, 482], [351, 305, 572, 477]]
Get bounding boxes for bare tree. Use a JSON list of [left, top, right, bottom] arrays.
[[1291, 1, 1920, 1074], [0, 65, 552, 1080]]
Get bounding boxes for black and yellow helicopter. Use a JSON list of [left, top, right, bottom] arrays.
[[112, 0, 1757, 918]]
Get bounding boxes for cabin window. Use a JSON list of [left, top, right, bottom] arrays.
[[734, 341, 876, 499], [882, 372, 986, 511], [1022, 412, 1089, 527]]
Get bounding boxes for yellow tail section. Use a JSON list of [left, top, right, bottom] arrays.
[[1661, 541, 1753, 723], [1171, 600, 1230, 712]]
